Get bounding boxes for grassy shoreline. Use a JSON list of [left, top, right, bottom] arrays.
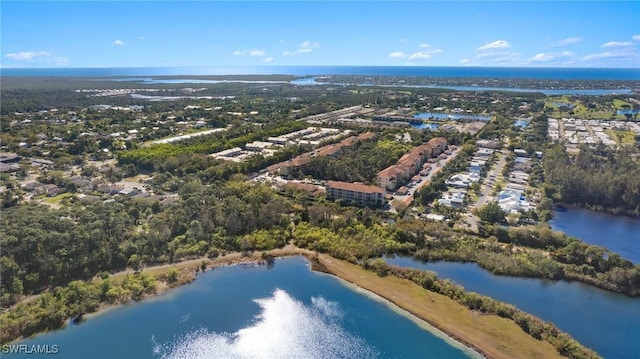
[[4, 249, 592, 358], [309, 254, 567, 359]]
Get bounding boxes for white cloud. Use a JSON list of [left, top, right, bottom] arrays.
[[601, 41, 635, 48], [6, 52, 39, 61], [409, 52, 432, 60], [459, 59, 471, 64], [388, 52, 407, 59], [5, 51, 68, 65], [551, 37, 582, 47], [633, 35, 640, 41], [113, 39, 126, 46], [408, 49, 443, 60], [529, 51, 574, 62], [233, 49, 267, 57], [476, 50, 510, 59], [400, 38, 407, 43], [582, 50, 637, 61], [249, 49, 266, 57], [262, 57, 274, 63], [300, 41, 320, 50], [477, 40, 510, 51], [419, 43, 431, 48], [282, 41, 320, 56]]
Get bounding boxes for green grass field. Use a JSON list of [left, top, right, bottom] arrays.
[[41, 192, 73, 205], [545, 98, 627, 120], [607, 129, 637, 145]]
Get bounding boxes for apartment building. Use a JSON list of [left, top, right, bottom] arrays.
[[326, 181, 385, 207]]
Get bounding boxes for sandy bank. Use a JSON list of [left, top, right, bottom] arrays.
[[311, 253, 564, 359]]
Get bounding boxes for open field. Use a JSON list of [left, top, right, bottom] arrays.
[[41, 192, 73, 205]]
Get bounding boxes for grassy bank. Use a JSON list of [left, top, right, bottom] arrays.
[[312, 254, 570, 359]]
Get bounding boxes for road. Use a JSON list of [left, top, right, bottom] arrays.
[[474, 149, 507, 209], [463, 149, 507, 232]]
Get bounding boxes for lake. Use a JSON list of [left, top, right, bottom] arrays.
[[410, 123, 439, 130], [514, 119, 530, 128], [413, 112, 492, 121], [7, 257, 478, 359], [551, 206, 640, 264], [385, 257, 640, 359]]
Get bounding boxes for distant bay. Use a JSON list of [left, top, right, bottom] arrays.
[[2, 66, 639, 80]]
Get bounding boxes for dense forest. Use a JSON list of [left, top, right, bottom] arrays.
[[0, 179, 293, 307], [544, 144, 640, 216]]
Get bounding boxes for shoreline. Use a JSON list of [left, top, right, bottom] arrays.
[[313, 262, 485, 359], [9, 250, 566, 358], [308, 254, 565, 359], [554, 202, 640, 220]]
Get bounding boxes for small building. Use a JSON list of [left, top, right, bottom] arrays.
[[118, 187, 138, 196], [513, 149, 529, 158], [0, 152, 21, 164], [476, 139, 500, 149], [475, 148, 494, 157], [438, 191, 466, 208], [22, 182, 45, 192], [69, 176, 95, 191], [96, 184, 126, 195]]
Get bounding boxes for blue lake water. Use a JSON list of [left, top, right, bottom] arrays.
[[385, 257, 640, 359], [548, 101, 576, 108], [290, 78, 632, 95], [413, 112, 492, 121], [514, 119, 530, 128], [410, 123, 439, 130], [617, 109, 639, 115], [551, 206, 640, 264], [8, 257, 478, 359]]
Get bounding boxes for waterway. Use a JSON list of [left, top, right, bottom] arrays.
[[289, 77, 631, 95], [385, 256, 640, 359], [551, 206, 640, 264], [8, 257, 478, 359], [3, 66, 639, 80], [413, 112, 491, 121], [410, 123, 439, 130]]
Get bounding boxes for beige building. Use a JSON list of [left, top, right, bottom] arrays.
[[326, 181, 385, 207], [377, 137, 448, 190]]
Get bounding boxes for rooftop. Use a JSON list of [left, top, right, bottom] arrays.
[[327, 181, 384, 194]]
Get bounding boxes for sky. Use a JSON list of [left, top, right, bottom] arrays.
[[1, 1, 639, 68]]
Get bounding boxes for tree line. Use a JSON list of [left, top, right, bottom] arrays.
[[544, 144, 640, 216]]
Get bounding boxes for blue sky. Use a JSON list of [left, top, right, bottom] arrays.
[[2, 1, 639, 68]]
